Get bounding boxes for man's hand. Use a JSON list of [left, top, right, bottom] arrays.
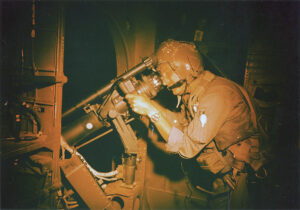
[[126, 93, 173, 143], [125, 94, 156, 115]]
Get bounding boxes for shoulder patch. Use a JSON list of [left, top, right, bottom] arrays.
[[200, 112, 207, 128]]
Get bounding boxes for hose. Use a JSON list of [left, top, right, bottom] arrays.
[[60, 137, 119, 180]]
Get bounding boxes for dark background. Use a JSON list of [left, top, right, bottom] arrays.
[[1, 1, 299, 209]]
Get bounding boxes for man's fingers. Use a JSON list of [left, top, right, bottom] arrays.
[[125, 94, 133, 99], [125, 94, 139, 99], [125, 94, 135, 105]]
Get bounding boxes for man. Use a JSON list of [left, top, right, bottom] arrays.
[[126, 39, 266, 208]]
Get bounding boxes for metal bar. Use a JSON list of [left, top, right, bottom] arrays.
[[62, 56, 154, 118], [111, 114, 138, 154], [75, 128, 113, 150]]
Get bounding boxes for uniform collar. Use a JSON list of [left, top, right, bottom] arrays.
[[186, 70, 215, 94]]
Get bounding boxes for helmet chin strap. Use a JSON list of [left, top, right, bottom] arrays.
[[176, 95, 182, 108], [175, 80, 188, 108]]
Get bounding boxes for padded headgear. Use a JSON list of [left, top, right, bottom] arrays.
[[156, 39, 204, 83]]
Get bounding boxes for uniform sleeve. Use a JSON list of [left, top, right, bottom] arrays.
[[166, 88, 233, 158]]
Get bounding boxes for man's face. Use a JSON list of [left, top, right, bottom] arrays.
[[157, 62, 186, 96]]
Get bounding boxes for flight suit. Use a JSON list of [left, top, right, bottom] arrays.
[[164, 70, 266, 208]]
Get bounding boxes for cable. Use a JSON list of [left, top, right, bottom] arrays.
[[227, 188, 231, 210], [61, 138, 119, 180], [75, 151, 118, 179], [180, 161, 193, 209]]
